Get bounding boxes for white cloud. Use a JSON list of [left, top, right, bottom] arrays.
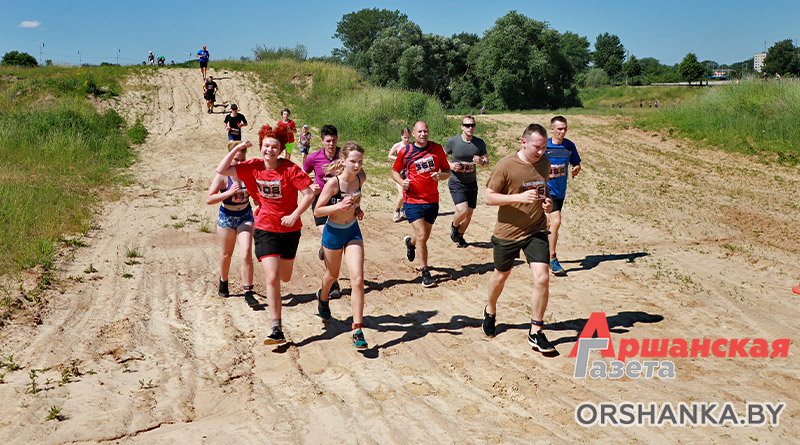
[[18, 21, 42, 29]]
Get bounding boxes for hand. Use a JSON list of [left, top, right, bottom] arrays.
[[225, 126, 231, 132], [244, 140, 252, 148], [571, 164, 581, 177], [281, 214, 299, 227], [228, 182, 240, 194], [430, 171, 441, 181], [355, 208, 365, 220], [402, 179, 410, 190], [543, 197, 553, 213], [472, 155, 482, 165], [310, 183, 321, 195], [452, 162, 462, 172], [338, 196, 355, 211], [519, 190, 540, 204]]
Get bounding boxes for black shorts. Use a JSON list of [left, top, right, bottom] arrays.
[[549, 195, 565, 212], [199, 61, 208, 68], [254, 229, 301, 261], [311, 194, 333, 227], [492, 232, 550, 272], [449, 179, 478, 208], [204, 93, 215, 102]]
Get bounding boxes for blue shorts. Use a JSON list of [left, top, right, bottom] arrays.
[[228, 133, 242, 141], [217, 206, 254, 230], [322, 219, 363, 250], [404, 202, 439, 224]]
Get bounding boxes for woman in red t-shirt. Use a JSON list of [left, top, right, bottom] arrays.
[[216, 124, 314, 345], [276, 108, 297, 161]]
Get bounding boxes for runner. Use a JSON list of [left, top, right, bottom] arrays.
[[313, 142, 369, 349], [444, 115, 489, 248], [482, 123, 556, 353], [276, 108, 297, 161], [298, 124, 312, 166], [147, 51, 155, 66], [206, 141, 254, 302], [215, 125, 314, 345], [544, 116, 581, 276], [203, 76, 218, 114], [392, 121, 451, 288], [388, 127, 411, 223], [224, 104, 248, 141], [157, 55, 165, 67], [197, 46, 210, 79]]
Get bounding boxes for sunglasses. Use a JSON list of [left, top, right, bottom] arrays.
[[462, 123, 476, 128]]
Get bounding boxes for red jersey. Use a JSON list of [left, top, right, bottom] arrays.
[[392, 142, 450, 204], [235, 159, 312, 232], [277, 119, 296, 143]]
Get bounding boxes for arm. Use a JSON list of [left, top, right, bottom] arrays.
[[388, 143, 401, 161], [206, 174, 238, 205], [392, 169, 409, 190], [430, 169, 450, 182], [281, 187, 315, 227], [484, 187, 539, 206], [571, 164, 581, 177], [215, 141, 251, 177]]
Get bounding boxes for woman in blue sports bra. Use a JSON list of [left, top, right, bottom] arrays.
[[313, 142, 369, 349], [206, 140, 255, 299]]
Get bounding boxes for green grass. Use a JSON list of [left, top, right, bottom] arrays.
[[637, 80, 800, 164], [0, 66, 140, 274], [578, 85, 703, 109]]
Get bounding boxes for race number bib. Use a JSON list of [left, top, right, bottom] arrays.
[[522, 179, 546, 200], [230, 183, 249, 204], [342, 191, 362, 208], [229, 127, 240, 136], [458, 162, 476, 173], [550, 163, 567, 179], [256, 180, 282, 199], [413, 155, 436, 174]]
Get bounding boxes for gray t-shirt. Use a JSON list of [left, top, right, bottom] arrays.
[[444, 135, 488, 183]]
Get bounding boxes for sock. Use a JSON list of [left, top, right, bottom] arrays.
[[220, 278, 228, 284], [352, 323, 362, 330], [272, 319, 282, 329], [550, 253, 556, 259], [243, 285, 253, 291], [531, 319, 543, 332]]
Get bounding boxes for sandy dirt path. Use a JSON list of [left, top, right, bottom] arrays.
[[1, 69, 798, 443]]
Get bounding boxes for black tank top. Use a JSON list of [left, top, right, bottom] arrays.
[[331, 176, 361, 208]]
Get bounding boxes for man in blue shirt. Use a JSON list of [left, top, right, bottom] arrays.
[[197, 46, 210, 79], [545, 116, 581, 276]]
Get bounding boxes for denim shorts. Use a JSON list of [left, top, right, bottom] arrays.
[[217, 206, 254, 230], [322, 219, 363, 250]]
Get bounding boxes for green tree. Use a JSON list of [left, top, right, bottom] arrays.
[[622, 54, 642, 85], [333, 9, 408, 60], [592, 33, 624, 83], [1, 51, 38, 67], [472, 11, 579, 110], [584, 67, 608, 86], [763, 39, 800, 76], [560, 31, 591, 73], [366, 21, 423, 86], [678, 53, 706, 85]]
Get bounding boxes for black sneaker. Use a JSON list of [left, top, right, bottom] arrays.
[[245, 289, 258, 307], [527, 330, 556, 353], [456, 234, 469, 248], [450, 223, 460, 243], [482, 307, 496, 337], [218, 279, 229, 297], [404, 236, 416, 262], [330, 280, 341, 298], [316, 289, 331, 320], [421, 268, 435, 288], [264, 326, 286, 345]]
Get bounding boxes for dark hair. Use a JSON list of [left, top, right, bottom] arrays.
[[551, 115, 567, 125], [259, 124, 288, 150], [280, 108, 291, 116], [320, 124, 338, 138], [401, 127, 411, 136], [462, 115, 475, 123], [522, 123, 547, 139]]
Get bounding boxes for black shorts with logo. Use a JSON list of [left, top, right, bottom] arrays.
[[491, 232, 550, 272], [254, 229, 301, 261]]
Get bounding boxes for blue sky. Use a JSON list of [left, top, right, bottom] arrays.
[[3, 1, 799, 66]]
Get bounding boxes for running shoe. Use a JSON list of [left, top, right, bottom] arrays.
[[330, 280, 341, 298], [450, 223, 460, 243], [456, 234, 469, 249], [404, 236, 416, 262], [549, 257, 566, 276], [400, 208, 406, 221], [245, 289, 259, 307], [352, 330, 368, 349], [482, 307, 496, 337], [264, 326, 286, 345], [316, 289, 331, 320], [207, 109, 212, 114], [527, 330, 556, 353], [393, 210, 402, 223], [421, 268, 435, 288], [218, 279, 229, 297]]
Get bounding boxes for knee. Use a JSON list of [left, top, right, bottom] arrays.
[[350, 275, 364, 290], [533, 273, 550, 288]]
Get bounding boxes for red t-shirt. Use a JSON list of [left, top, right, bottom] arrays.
[[392, 142, 450, 204], [277, 119, 296, 143], [235, 159, 312, 232]]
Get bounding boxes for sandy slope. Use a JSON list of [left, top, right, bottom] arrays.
[[0, 68, 798, 444]]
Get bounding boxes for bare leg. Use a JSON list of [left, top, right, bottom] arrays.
[[217, 226, 237, 282], [236, 225, 254, 286], [453, 202, 474, 235], [410, 219, 433, 268], [320, 247, 343, 301], [261, 256, 282, 320], [343, 241, 365, 324], [486, 269, 512, 315], [528, 262, 550, 331], [547, 210, 562, 257]]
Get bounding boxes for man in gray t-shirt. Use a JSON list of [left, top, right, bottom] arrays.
[[444, 115, 489, 248]]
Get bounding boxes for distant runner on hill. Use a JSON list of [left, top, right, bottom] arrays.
[[203, 76, 218, 114], [224, 104, 247, 141], [197, 46, 210, 79]]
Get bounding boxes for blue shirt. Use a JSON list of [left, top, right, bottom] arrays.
[[197, 50, 209, 62], [544, 138, 581, 199]]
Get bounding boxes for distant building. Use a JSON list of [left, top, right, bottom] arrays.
[[754, 52, 766, 72], [711, 69, 734, 79]]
